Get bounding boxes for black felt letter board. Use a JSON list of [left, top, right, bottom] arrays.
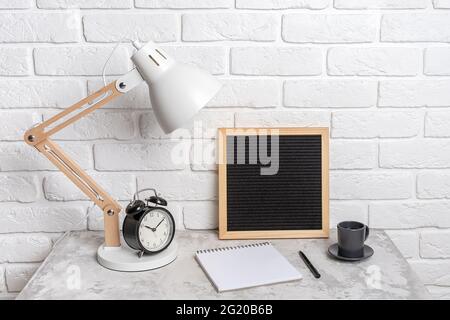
[[219, 128, 329, 239]]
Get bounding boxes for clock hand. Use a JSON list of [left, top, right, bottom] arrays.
[[145, 225, 156, 232], [154, 218, 165, 230]]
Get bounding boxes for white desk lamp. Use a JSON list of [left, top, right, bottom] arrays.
[[24, 41, 221, 271]]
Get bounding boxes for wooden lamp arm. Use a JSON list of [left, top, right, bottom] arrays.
[[25, 82, 122, 144], [25, 81, 126, 247], [33, 139, 122, 247]]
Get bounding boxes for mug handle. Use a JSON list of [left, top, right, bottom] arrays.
[[365, 225, 370, 240]]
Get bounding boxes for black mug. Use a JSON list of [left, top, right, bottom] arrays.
[[337, 221, 370, 259]]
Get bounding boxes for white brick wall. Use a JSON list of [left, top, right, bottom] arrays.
[[37, 0, 132, 9], [231, 47, 322, 75], [83, 13, 177, 42], [425, 48, 450, 75], [434, 0, 450, 8], [284, 80, 377, 108], [425, 111, 450, 137], [420, 230, 450, 258], [162, 46, 226, 75], [327, 47, 421, 76], [0, 80, 85, 108], [0, 48, 32, 76], [136, 0, 232, 9], [417, 172, 450, 199], [335, 0, 428, 9], [0, 0, 33, 9], [283, 14, 377, 43], [182, 13, 278, 42], [34, 47, 132, 76], [236, 0, 329, 10], [43, 172, 136, 201], [183, 201, 218, 229], [0, 12, 80, 43], [330, 201, 368, 227], [0, 1, 449, 300], [381, 14, 450, 42]]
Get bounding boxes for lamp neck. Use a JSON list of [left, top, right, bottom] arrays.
[[115, 68, 144, 94]]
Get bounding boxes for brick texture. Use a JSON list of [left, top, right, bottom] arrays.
[[237, 0, 329, 9], [1, 3, 450, 299], [183, 14, 277, 42], [335, 0, 427, 9], [327, 47, 421, 76], [283, 14, 377, 43], [231, 47, 322, 75]]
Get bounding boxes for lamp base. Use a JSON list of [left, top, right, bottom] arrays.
[[97, 241, 177, 272]]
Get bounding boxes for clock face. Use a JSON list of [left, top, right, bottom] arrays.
[[138, 208, 175, 253]]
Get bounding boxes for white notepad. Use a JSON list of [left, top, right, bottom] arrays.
[[195, 242, 302, 292]]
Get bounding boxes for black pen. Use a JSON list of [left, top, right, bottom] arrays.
[[298, 251, 321, 279]]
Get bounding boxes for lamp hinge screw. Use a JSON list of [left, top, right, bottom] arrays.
[[27, 135, 35, 142], [106, 209, 115, 216]]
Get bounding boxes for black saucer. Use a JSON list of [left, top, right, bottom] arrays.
[[328, 243, 374, 262]]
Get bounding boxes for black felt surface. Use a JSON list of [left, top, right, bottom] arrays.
[[226, 135, 322, 231]]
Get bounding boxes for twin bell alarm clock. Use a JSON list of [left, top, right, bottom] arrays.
[[123, 188, 176, 258]]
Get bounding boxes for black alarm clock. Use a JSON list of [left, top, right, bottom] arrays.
[[123, 188, 175, 258]]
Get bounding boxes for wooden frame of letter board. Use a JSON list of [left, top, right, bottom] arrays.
[[218, 127, 329, 240]]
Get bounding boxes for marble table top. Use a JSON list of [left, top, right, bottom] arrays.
[[17, 230, 430, 300]]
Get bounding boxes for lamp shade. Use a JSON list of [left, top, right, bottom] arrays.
[[131, 42, 221, 133]]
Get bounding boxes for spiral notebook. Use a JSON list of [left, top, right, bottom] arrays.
[[195, 242, 302, 292]]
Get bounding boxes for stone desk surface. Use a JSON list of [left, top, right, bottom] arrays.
[[17, 230, 430, 300]]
